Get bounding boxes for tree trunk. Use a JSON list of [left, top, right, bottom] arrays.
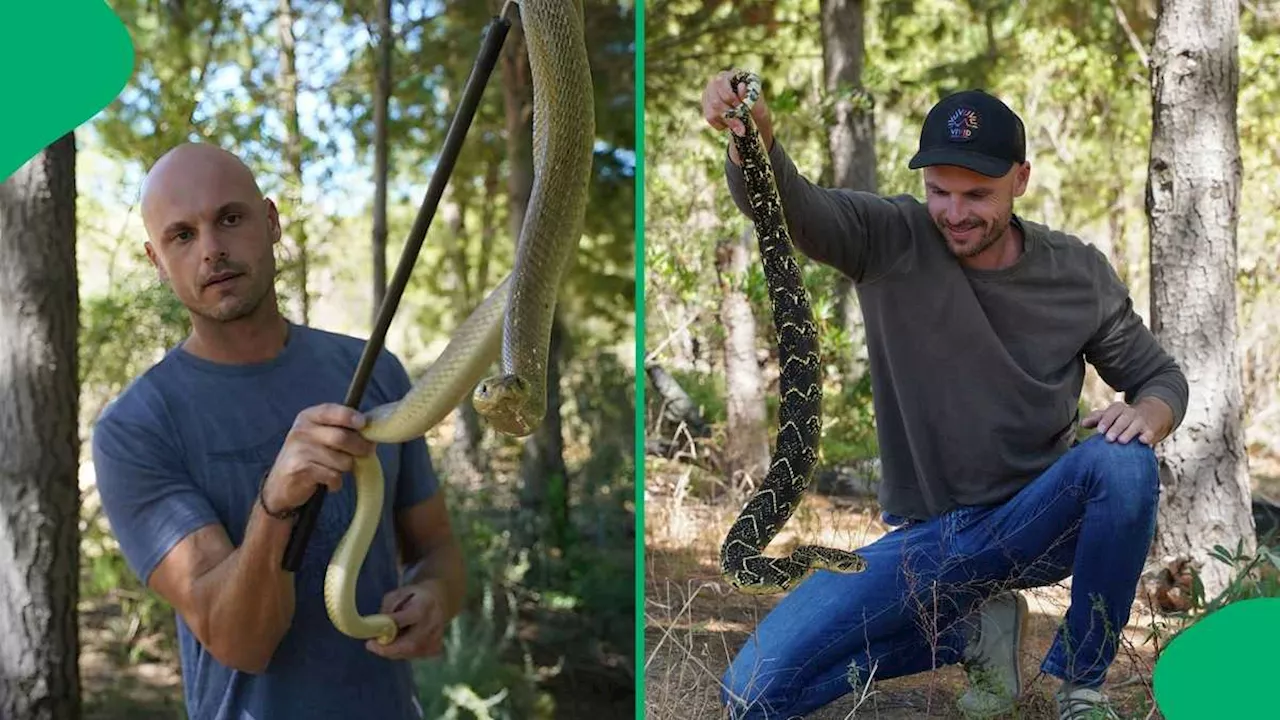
[[1146, 0, 1253, 598], [0, 134, 82, 719], [441, 191, 487, 487], [277, 0, 309, 324], [716, 227, 771, 490], [1107, 186, 1129, 288], [371, 0, 392, 322], [519, 314, 570, 552], [477, 158, 499, 304], [820, 0, 875, 381], [454, 163, 503, 475], [498, 2, 533, 241]]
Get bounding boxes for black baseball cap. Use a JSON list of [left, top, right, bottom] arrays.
[[908, 90, 1026, 178]]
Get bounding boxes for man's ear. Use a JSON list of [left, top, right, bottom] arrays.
[[265, 198, 282, 244], [1012, 161, 1031, 198], [144, 242, 169, 283]]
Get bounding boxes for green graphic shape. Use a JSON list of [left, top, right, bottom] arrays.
[[1153, 597, 1280, 718], [0, 1, 135, 181]]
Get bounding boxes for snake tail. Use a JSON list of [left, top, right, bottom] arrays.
[[472, 0, 596, 438], [717, 71, 869, 595], [324, 454, 399, 645]]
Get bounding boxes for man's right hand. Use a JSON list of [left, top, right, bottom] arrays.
[[701, 70, 774, 165], [261, 403, 375, 515]]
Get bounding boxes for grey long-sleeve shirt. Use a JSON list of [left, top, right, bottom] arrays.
[[726, 140, 1188, 521]]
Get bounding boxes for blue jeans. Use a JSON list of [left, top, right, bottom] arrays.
[[720, 434, 1161, 719]]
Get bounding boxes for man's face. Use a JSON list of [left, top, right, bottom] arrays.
[[141, 147, 280, 324], [922, 162, 1030, 259]]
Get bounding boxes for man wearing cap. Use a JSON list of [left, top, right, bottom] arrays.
[[701, 74, 1187, 720]]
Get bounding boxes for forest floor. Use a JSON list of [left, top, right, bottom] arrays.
[[642, 452, 1280, 720], [80, 598, 185, 720], [78, 587, 632, 720]]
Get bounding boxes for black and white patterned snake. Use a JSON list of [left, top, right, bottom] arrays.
[[718, 71, 869, 594]]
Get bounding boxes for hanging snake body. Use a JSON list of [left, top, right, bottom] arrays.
[[323, 0, 594, 645], [718, 71, 868, 595], [472, 0, 596, 437]]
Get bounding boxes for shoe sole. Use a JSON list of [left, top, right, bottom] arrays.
[[1011, 590, 1029, 698]]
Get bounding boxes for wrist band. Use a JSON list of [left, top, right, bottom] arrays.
[[258, 470, 298, 520]]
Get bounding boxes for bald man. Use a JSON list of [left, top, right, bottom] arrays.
[[90, 143, 464, 720]]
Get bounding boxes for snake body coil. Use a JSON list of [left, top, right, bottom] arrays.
[[323, 0, 595, 644], [718, 71, 868, 595]]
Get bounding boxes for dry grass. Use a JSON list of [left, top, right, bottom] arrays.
[[643, 458, 1166, 720], [79, 598, 185, 719]]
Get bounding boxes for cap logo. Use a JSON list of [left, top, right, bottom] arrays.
[[947, 107, 979, 142]]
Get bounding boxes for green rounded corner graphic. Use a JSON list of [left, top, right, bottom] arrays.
[[1153, 596, 1280, 718], [0, 0, 136, 182]]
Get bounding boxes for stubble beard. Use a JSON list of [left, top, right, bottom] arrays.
[[940, 212, 1012, 259], [191, 269, 273, 324]]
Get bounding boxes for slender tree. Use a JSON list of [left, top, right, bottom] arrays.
[[372, 0, 392, 320], [1146, 0, 1253, 597], [716, 227, 771, 489], [277, 0, 309, 324], [820, 0, 876, 381]]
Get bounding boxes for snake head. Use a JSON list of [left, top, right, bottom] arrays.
[[473, 374, 541, 437], [724, 70, 763, 123]]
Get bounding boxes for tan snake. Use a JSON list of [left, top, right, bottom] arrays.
[[322, 0, 595, 645]]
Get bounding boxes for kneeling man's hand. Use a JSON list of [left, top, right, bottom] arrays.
[[1081, 396, 1174, 446]]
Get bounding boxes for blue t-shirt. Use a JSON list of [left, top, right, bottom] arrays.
[[91, 322, 437, 720]]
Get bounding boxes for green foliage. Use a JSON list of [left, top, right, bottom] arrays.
[[1198, 541, 1280, 615], [820, 372, 879, 465], [80, 275, 190, 394], [414, 422, 635, 720], [1144, 539, 1280, 663], [80, 489, 177, 665], [413, 513, 555, 720], [668, 369, 727, 426]]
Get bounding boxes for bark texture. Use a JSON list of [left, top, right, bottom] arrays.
[[820, 0, 875, 377], [1146, 0, 1253, 597], [441, 192, 487, 487], [498, 2, 533, 243], [716, 227, 771, 489], [0, 134, 82, 719]]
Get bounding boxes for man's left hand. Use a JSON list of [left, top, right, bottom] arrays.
[[1080, 396, 1174, 446], [365, 580, 448, 659]]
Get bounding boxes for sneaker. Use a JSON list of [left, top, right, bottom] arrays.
[[956, 590, 1029, 718], [1055, 684, 1121, 720]]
